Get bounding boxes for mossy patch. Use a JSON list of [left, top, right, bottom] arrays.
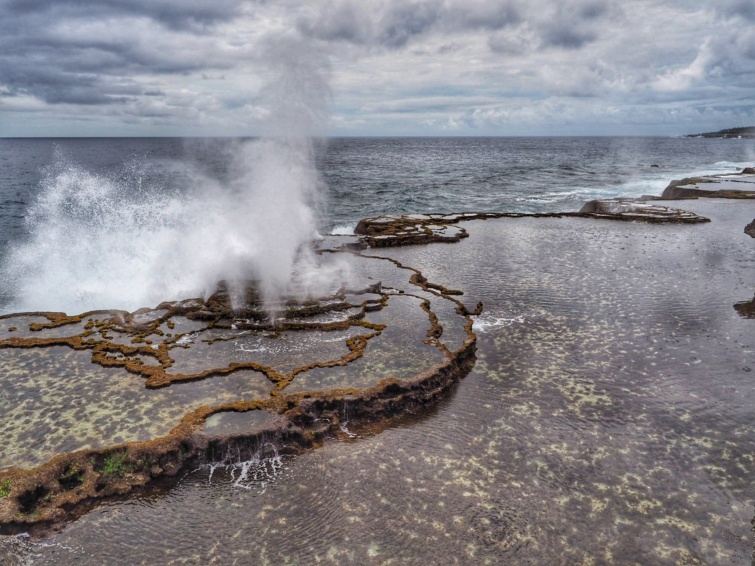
[[100, 451, 132, 478]]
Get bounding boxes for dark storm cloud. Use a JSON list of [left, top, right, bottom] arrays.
[[299, 0, 616, 55], [540, 26, 596, 49], [297, 0, 522, 48], [0, 64, 128, 105], [538, 0, 608, 49], [297, 0, 443, 48], [3, 0, 246, 31], [488, 0, 616, 53], [0, 0, 242, 106], [716, 0, 755, 21]]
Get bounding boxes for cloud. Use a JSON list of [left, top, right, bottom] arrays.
[[3, 0, 247, 31], [298, 0, 618, 53], [652, 33, 755, 93], [297, 0, 442, 48], [0, 0, 753, 136], [715, 0, 755, 21], [487, 0, 620, 53], [297, 0, 522, 49], [0, 1, 249, 109]]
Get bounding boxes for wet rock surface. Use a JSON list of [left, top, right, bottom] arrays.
[[0, 534, 32, 565], [355, 204, 709, 248], [578, 199, 710, 223], [746, 218, 755, 238], [0, 247, 476, 535], [16, 196, 755, 566], [734, 295, 755, 319], [661, 169, 755, 200], [1, 166, 754, 559]]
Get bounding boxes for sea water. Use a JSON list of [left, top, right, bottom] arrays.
[[1, 136, 754, 564], [1, 136, 753, 245], [1, 136, 752, 312]]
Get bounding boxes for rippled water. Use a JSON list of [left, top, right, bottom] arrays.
[[1, 137, 754, 244], [1, 138, 754, 563], [321, 136, 755, 228], [14, 198, 754, 565]]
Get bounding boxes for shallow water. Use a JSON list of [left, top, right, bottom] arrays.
[[0, 346, 273, 470], [10, 198, 752, 564], [0, 249, 463, 474]]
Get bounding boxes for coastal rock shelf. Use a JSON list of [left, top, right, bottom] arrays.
[[660, 169, 755, 200], [0, 167, 746, 537], [578, 199, 710, 222], [0, 249, 476, 534], [355, 205, 710, 248], [353, 170, 755, 249]]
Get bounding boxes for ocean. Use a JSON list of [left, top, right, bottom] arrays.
[[1, 136, 754, 564], [0, 136, 752, 314], [1, 136, 753, 241]]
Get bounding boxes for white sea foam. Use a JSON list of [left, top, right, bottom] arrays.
[[207, 445, 286, 494], [0, 35, 353, 315], [472, 313, 527, 333], [330, 224, 356, 235]]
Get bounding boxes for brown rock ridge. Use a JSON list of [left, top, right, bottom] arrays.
[[1, 163, 749, 535], [0, 257, 477, 536]]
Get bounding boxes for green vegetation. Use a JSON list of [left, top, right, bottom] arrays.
[[101, 452, 132, 477], [0, 479, 11, 498], [139, 454, 153, 471]]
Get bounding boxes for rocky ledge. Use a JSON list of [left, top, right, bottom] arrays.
[[1, 165, 750, 537], [660, 168, 755, 200], [355, 204, 710, 247], [0, 249, 477, 536], [577, 200, 709, 223]]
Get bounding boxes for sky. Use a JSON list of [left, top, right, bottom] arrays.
[[0, 0, 754, 137]]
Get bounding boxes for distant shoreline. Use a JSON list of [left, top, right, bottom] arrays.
[[684, 126, 755, 139]]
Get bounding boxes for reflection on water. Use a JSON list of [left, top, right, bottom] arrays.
[[12, 199, 755, 564]]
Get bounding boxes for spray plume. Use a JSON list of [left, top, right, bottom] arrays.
[[0, 34, 351, 315]]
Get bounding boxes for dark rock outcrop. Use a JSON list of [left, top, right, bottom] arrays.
[[684, 126, 755, 138], [746, 219, 755, 238], [734, 296, 755, 319]]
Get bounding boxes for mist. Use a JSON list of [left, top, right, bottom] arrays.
[[0, 34, 352, 315]]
